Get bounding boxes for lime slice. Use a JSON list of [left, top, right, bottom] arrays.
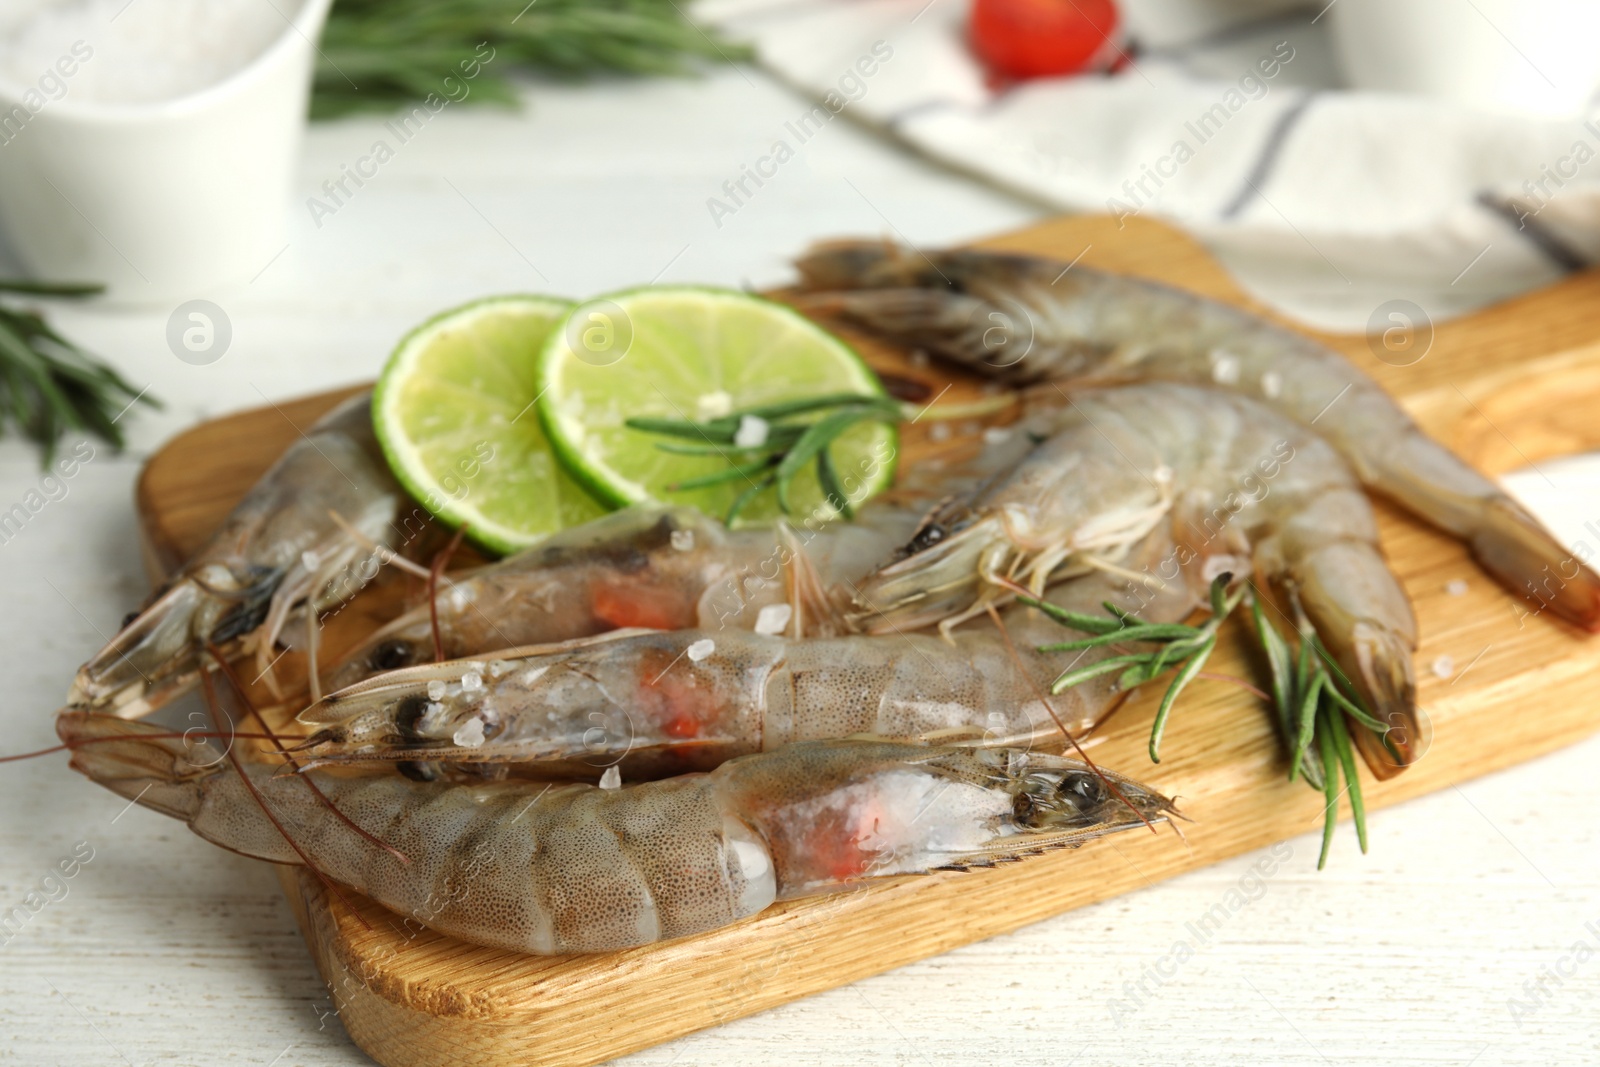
[[536, 287, 898, 525], [373, 295, 609, 555]]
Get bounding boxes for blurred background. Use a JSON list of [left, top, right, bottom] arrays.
[[2, 1, 1600, 1064]]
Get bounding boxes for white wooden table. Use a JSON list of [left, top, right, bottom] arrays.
[[1, 68, 1597, 1067]]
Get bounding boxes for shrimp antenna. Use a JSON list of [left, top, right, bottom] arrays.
[[983, 602, 1157, 834], [428, 524, 470, 664], [205, 642, 411, 867], [197, 667, 375, 931], [3, 731, 307, 764]]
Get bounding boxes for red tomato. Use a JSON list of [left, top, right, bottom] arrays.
[[969, 0, 1122, 81]]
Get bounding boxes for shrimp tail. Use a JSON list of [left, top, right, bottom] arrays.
[[1340, 622, 1419, 780], [1278, 534, 1420, 780], [1471, 498, 1600, 631]]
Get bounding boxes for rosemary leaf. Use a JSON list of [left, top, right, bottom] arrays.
[[1017, 596, 1126, 636], [723, 473, 775, 526], [773, 406, 884, 513], [1036, 622, 1200, 651], [1048, 654, 1153, 693], [1149, 641, 1216, 764], [1325, 703, 1369, 854], [667, 457, 775, 492], [815, 446, 853, 520], [1290, 670, 1321, 783], [1316, 705, 1342, 870]]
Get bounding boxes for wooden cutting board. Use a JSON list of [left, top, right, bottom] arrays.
[[134, 215, 1600, 1067]]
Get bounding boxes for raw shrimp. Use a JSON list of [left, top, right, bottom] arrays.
[[795, 241, 1600, 631], [58, 711, 1174, 954], [847, 383, 1421, 775], [295, 531, 1202, 777], [71, 394, 428, 717], [323, 502, 930, 694], [323, 423, 1046, 693]]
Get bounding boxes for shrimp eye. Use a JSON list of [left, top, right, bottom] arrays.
[[393, 694, 430, 741], [909, 523, 946, 553], [397, 760, 440, 782], [369, 639, 415, 672], [1058, 771, 1104, 810]]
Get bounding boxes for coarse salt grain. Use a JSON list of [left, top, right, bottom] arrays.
[[598, 766, 622, 790], [671, 529, 695, 552], [1210, 351, 1241, 385], [754, 603, 792, 635], [982, 427, 1012, 445], [452, 718, 486, 748], [686, 638, 715, 662], [734, 415, 769, 448], [1431, 655, 1455, 679], [461, 671, 484, 692], [1446, 579, 1469, 596], [426, 680, 447, 701], [0, 0, 300, 104], [521, 666, 548, 687]]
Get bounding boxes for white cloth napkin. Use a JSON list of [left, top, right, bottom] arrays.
[[699, 0, 1600, 331]]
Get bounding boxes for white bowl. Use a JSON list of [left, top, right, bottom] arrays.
[[1329, 0, 1600, 118], [0, 0, 331, 304]]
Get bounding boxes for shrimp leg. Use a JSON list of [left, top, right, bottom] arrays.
[[59, 711, 1173, 954], [795, 241, 1600, 631]]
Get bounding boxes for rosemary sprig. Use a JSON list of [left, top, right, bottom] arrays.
[[1248, 597, 1390, 869], [625, 393, 901, 525], [312, 0, 753, 119], [0, 281, 156, 464], [1022, 572, 1244, 764], [1027, 573, 1389, 868]]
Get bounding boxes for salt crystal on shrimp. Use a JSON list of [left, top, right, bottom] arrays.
[[598, 766, 622, 790], [522, 666, 548, 687], [671, 529, 695, 552], [1210, 350, 1241, 385], [426, 679, 447, 701], [754, 603, 792, 635], [687, 638, 715, 662], [452, 718, 486, 748], [461, 671, 484, 692]]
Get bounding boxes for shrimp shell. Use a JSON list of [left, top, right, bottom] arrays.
[[795, 241, 1600, 632], [295, 530, 1202, 776], [58, 711, 1174, 954], [849, 383, 1420, 776]]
